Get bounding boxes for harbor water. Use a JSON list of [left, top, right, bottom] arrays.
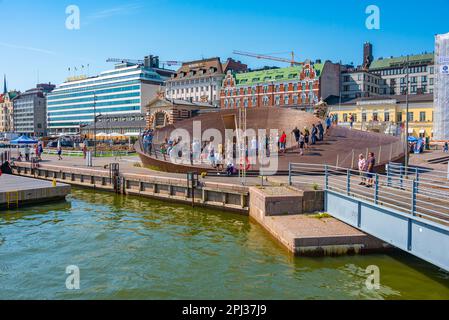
[[1, 188, 448, 300]]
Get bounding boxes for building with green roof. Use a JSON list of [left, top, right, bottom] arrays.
[[368, 52, 435, 96], [220, 61, 339, 109]]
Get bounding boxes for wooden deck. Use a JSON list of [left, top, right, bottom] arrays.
[[0, 174, 70, 209]]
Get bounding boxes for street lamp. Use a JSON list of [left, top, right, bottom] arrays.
[[404, 56, 410, 168], [93, 93, 97, 157]]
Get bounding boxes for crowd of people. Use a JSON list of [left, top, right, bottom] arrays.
[[289, 121, 327, 156], [140, 118, 337, 174], [15, 142, 44, 162]]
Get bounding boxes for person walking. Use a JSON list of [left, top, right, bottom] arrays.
[[304, 127, 310, 149], [208, 144, 216, 167], [358, 154, 367, 185], [38, 143, 43, 160], [366, 152, 376, 188], [82, 143, 87, 159], [24, 145, 30, 162], [298, 132, 305, 156], [349, 113, 354, 129], [444, 142, 448, 153], [57, 146, 63, 160], [292, 127, 300, 148], [317, 122, 324, 141], [34, 144, 39, 160], [325, 116, 332, 134], [311, 124, 318, 145], [279, 131, 287, 153]]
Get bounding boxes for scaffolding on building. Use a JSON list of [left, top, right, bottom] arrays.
[[434, 33, 449, 141]]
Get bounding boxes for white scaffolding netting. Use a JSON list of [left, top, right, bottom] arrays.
[[434, 32, 449, 141]]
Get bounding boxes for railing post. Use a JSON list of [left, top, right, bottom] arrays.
[[325, 165, 329, 190], [346, 169, 351, 195], [415, 168, 420, 194], [288, 163, 292, 186], [374, 174, 379, 204], [411, 179, 417, 216], [386, 163, 391, 187]]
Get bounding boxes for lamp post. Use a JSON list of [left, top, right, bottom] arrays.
[[404, 55, 410, 168], [93, 93, 97, 157]]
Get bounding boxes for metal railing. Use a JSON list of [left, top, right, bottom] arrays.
[[42, 149, 132, 158], [289, 162, 449, 226]]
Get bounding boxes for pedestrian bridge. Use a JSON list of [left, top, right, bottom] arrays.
[[289, 162, 449, 272]]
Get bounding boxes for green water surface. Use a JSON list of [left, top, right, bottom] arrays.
[[0, 189, 448, 300]]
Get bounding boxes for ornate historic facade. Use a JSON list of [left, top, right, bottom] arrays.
[[219, 61, 340, 109], [145, 96, 215, 129]]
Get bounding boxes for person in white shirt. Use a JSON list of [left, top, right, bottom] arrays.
[[358, 154, 367, 185]]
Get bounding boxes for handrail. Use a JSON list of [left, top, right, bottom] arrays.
[[289, 162, 449, 227]]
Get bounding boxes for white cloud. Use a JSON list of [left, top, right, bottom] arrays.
[[0, 42, 56, 55], [87, 2, 144, 20]]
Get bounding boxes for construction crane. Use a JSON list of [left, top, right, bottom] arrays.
[[233, 50, 304, 67]]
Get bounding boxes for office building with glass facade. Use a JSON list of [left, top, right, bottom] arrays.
[[47, 61, 174, 135]]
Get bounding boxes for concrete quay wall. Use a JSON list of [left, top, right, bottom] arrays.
[[11, 163, 249, 214]]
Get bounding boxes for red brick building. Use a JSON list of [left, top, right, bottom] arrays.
[[220, 60, 340, 109]]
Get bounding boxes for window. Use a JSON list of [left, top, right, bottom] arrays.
[[263, 96, 269, 106], [407, 112, 414, 122], [419, 111, 426, 122], [422, 76, 427, 83], [373, 112, 378, 122], [397, 112, 403, 123], [275, 95, 280, 105], [284, 95, 289, 105], [430, 78, 434, 85], [293, 95, 298, 104], [284, 84, 289, 92], [384, 112, 390, 122]]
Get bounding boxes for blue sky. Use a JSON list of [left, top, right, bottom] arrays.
[[1, 0, 448, 91]]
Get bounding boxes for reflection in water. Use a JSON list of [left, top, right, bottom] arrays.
[[0, 188, 448, 300]]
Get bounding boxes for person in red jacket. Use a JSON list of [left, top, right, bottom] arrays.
[[279, 131, 287, 153]]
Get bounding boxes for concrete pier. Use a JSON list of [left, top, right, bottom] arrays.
[[249, 186, 389, 256], [0, 174, 70, 209]]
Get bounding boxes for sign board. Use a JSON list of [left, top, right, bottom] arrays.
[[66, 75, 87, 82], [440, 65, 449, 75]]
